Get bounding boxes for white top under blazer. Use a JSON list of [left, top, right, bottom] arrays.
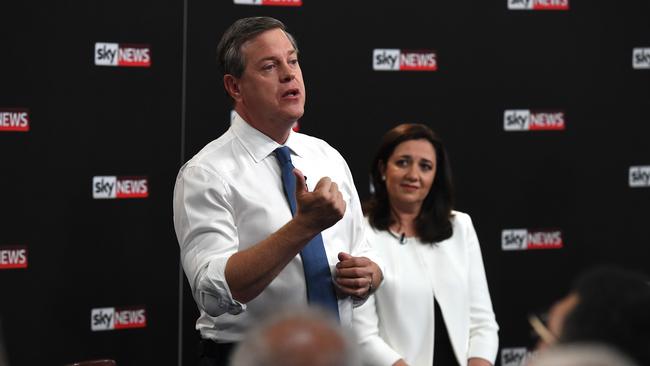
[[353, 211, 499, 366]]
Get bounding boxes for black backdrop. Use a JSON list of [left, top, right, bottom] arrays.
[[1, 1, 648, 366]]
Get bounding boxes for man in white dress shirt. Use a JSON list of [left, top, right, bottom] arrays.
[[173, 17, 383, 366]]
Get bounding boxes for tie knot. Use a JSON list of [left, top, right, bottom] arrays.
[[274, 146, 292, 165]]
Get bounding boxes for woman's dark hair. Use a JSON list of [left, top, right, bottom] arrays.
[[365, 123, 455, 243]]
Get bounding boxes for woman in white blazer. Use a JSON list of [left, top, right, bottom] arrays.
[[353, 124, 498, 366]]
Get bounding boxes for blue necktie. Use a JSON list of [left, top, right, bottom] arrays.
[[274, 146, 340, 319]]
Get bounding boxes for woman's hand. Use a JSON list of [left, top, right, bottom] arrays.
[[392, 359, 408, 366]]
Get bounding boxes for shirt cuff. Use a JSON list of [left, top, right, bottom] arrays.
[[197, 256, 246, 317]]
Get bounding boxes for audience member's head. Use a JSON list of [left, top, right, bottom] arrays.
[[527, 343, 639, 366], [538, 266, 650, 365], [229, 307, 360, 366]]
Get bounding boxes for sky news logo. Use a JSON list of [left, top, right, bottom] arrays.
[[93, 176, 149, 199], [633, 48, 650, 69], [502, 229, 563, 251], [504, 110, 565, 131], [233, 0, 302, 6], [95, 43, 151, 67], [629, 166, 650, 187], [501, 348, 533, 366], [373, 49, 437, 71], [0, 246, 28, 270], [0, 108, 29, 132], [508, 0, 569, 10], [91, 307, 147, 331]]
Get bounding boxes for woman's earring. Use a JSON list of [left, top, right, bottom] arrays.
[[381, 175, 386, 181]]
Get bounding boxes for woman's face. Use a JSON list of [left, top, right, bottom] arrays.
[[381, 139, 437, 211]]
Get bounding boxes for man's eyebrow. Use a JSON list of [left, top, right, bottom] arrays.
[[255, 50, 298, 64], [256, 56, 280, 64]]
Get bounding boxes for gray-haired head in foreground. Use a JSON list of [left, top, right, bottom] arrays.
[[229, 306, 361, 366], [216, 16, 299, 78], [527, 343, 639, 366]]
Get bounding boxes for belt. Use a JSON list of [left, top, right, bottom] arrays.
[[198, 339, 237, 359]]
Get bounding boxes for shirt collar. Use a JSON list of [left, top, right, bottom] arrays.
[[231, 112, 304, 163]]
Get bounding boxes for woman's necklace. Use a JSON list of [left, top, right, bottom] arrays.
[[388, 229, 407, 244], [389, 206, 416, 244]]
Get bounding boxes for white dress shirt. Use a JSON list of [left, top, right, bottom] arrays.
[[173, 113, 379, 342], [353, 212, 498, 366]]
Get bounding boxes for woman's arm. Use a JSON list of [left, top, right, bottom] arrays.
[[464, 214, 500, 363], [353, 294, 405, 366]]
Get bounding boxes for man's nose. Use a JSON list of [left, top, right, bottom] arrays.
[[281, 74, 295, 82], [280, 63, 296, 82]]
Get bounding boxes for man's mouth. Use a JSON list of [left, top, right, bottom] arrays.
[[282, 89, 300, 98]]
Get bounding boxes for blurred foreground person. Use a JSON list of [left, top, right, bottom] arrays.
[[229, 307, 361, 366], [531, 267, 650, 365], [353, 124, 498, 366], [527, 343, 639, 366]]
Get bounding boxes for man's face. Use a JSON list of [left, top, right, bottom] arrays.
[[235, 28, 305, 129]]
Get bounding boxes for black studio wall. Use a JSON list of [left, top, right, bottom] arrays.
[[1, 1, 648, 365]]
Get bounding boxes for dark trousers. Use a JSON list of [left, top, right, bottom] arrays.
[[198, 340, 236, 366]]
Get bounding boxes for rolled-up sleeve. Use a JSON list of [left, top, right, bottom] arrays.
[[173, 164, 245, 317], [350, 230, 385, 308]]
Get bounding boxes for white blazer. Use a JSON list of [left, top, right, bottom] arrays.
[[353, 211, 498, 366]]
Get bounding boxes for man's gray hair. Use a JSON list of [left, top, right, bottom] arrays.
[[216, 16, 299, 78], [229, 306, 361, 366]]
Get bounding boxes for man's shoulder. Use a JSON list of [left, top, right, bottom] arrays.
[[182, 129, 238, 174]]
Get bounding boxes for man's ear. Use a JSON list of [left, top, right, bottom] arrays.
[[224, 74, 242, 101]]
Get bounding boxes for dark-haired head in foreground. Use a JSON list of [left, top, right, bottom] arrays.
[[541, 267, 650, 365]]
